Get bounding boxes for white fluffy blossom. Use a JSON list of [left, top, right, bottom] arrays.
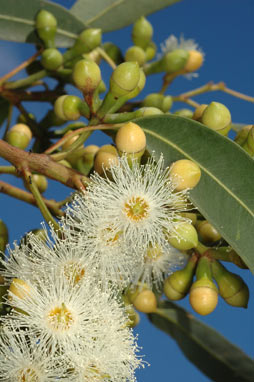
[[0, 326, 68, 381], [63, 155, 190, 290]]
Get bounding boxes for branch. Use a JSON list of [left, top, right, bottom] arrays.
[[0, 180, 64, 217], [0, 139, 88, 190]]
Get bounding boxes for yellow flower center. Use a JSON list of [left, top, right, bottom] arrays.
[[124, 196, 149, 222], [19, 368, 39, 382], [47, 303, 74, 332], [100, 227, 121, 247], [63, 262, 85, 285]]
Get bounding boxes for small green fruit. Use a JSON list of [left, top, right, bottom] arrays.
[[163, 49, 189, 73], [132, 17, 153, 49], [143, 93, 164, 110], [41, 48, 63, 70], [73, 59, 101, 93], [145, 41, 157, 61], [167, 223, 198, 251], [73, 28, 102, 55], [201, 102, 231, 136], [110, 62, 140, 98], [54, 95, 82, 121], [197, 220, 221, 244], [35, 10, 57, 48], [6, 123, 32, 150], [125, 46, 146, 66]]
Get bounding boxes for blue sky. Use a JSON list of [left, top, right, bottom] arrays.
[[0, 0, 253, 381]]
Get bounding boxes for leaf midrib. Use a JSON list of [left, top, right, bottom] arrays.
[[0, 14, 78, 39], [86, 0, 125, 25], [144, 128, 254, 218]]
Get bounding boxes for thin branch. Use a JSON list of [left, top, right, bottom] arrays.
[[0, 49, 43, 85], [0, 180, 64, 217], [0, 139, 88, 190], [97, 47, 117, 70]]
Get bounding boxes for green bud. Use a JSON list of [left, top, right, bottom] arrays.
[[32, 174, 48, 194], [211, 260, 249, 308], [145, 41, 157, 61], [41, 48, 63, 70], [190, 256, 218, 315], [0, 220, 8, 252], [125, 46, 146, 66], [242, 126, 254, 156], [164, 254, 198, 300], [234, 125, 252, 146], [126, 68, 146, 99], [125, 305, 140, 328], [167, 223, 198, 251], [133, 289, 157, 313], [98, 80, 106, 94], [6, 123, 32, 150], [197, 220, 222, 244], [76, 145, 99, 175], [35, 10, 57, 48], [72, 28, 102, 55], [110, 62, 140, 98], [143, 93, 164, 110], [174, 109, 193, 118], [201, 102, 231, 136], [17, 113, 35, 125], [73, 59, 101, 93], [162, 95, 173, 112], [54, 95, 82, 121], [132, 16, 153, 49], [163, 49, 189, 73], [138, 107, 164, 116], [103, 42, 124, 65], [192, 104, 208, 121], [94, 145, 119, 177]]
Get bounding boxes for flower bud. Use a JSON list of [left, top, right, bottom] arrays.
[[189, 257, 218, 315], [126, 68, 146, 100], [163, 49, 189, 73], [54, 95, 82, 121], [184, 50, 203, 72], [180, 212, 197, 226], [197, 220, 221, 244], [132, 16, 153, 49], [201, 102, 231, 136], [6, 123, 32, 149], [115, 122, 146, 159], [162, 95, 173, 112], [164, 254, 198, 300], [169, 159, 201, 191], [94, 145, 119, 176], [77, 144, 99, 175], [61, 130, 85, 166], [73, 59, 101, 93], [133, 289, 157, 313], [167, 223, 198, 251], [211, 260, 249, 308], [234, 125, 252, 146], [35, 10, 57, 48], [192, 104, 208, 121], [145, 41, 157, 61], [0, 219, 8, 252], [125, 46, 146, 66], [143, 93, 164, 110], [103, 42, 124, 65], [138, 107, 164, 116], [73, 28, 102, 55], [17, 112, 35, 125], [110, 62, 140, 98], [41, 48, 63, 70], [31, 174, 48, 194], [174, 109, 193, 118], [242, 126, 254, 156], [59, 159, 72, 168]]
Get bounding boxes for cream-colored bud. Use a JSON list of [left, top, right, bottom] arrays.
[[115, 122, 146, 154], [169, 159, 201, 191]]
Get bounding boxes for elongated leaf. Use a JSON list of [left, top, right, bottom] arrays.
[[0, 0, 86, 47], [149, 301, 254, 382], [135, 115, 254, 271], [71, 0, 181, 32]]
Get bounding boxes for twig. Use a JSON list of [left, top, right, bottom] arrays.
[[0, 49, 43, 85], [97, 47, 117, 70], [0, 180, 64, 217], [0, 139, 88, 190]]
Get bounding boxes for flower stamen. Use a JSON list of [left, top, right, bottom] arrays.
[[124, 196, 149, 222]]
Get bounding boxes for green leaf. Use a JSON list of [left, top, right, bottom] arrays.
[[71, 0, 181, 32], [0, 98, 9, 128], [149, 301, 254, 382], [0, 0, 86, 47], [136, 115, 254, 272]]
